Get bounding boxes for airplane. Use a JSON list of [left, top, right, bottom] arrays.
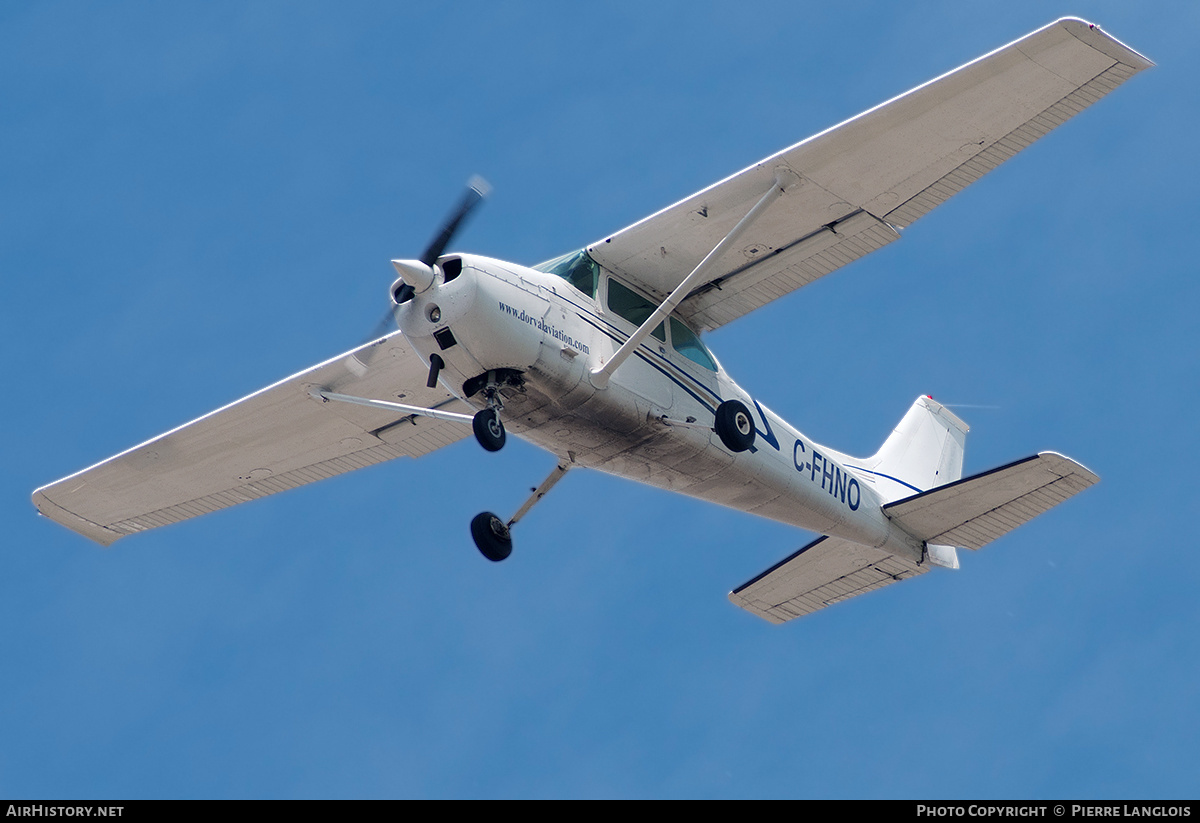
[[31, 18, 1151, 624]]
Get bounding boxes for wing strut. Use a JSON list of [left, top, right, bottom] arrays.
[[589, 169, 800, 388], [311, 390, 475, 425]]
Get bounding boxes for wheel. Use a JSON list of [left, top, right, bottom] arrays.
[[714, 399, 755, 452], [472, 408, 506, 452], [470, 512, 513, 562]]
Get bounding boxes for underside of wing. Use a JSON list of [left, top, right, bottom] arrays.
[[586, 18, 1152, 332], [729, 535, 929, 624], [33, 333, 470, 546], [883, 452, 1099, 550]]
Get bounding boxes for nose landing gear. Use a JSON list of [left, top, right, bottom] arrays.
[[465, 369, 523, 453], [472, 408, 506, 452]]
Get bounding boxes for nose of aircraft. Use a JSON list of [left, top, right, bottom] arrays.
[[382, 176, 490, 323], [390, 259, 437, 294], [391, 255, 478, 341]]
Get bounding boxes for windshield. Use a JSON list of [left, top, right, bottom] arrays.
[[533, 249, 599, 298]]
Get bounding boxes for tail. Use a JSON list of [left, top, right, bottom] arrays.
[[862, 395, 969, 504], [730, 452, 1099, 623], [861, 397, 1096, 573], [729, 398, 1099, 625]]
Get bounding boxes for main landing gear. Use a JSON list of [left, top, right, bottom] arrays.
[[470, 460, 571, 562], [309, 378, 553, 563], [470, 512, 512, 561], [714, 399, 756, 453], [315, 382, 755, 564], [660, 399, 757, 453]]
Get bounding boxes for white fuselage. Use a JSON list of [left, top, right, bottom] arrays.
[[395, 254, 924, 562]]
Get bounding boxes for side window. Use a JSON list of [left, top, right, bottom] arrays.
[[669, 317, 717, 371], [606, 278, 666, 342]]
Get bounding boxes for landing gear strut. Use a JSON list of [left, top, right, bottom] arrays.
[[470, 460, 572, 562], [469, 371, 511, 452]]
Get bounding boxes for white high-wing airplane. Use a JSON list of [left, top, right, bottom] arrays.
[[32, 18, 1150, 623]]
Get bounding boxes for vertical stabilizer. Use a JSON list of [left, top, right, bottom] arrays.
[[865, 396, 968, 504]]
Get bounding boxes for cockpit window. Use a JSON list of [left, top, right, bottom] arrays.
[[533, 249, 599, 298], [669, 317, 717, 371], [606, 278, 666, 342]]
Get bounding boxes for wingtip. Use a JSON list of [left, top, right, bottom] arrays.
[[31, 489, 123, 547], [1035, 450, 1100, 486], [1056, 17, 1155, 70]]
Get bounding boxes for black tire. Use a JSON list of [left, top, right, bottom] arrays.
[[470, 512, 513, 562], [472, 408, 506, 452], [714, 399, 756, 452]]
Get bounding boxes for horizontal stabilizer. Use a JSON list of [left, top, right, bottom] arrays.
[[883, 452, 1098, 550], [729, 535, 929, 624]]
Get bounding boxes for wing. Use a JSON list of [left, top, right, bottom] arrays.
[[729, 535, 929, 624], [585, 17, 1152, 332], [32, 333, 471, 546]]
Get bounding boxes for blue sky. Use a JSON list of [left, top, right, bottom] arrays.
[[3, 1, 1197, 799]]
